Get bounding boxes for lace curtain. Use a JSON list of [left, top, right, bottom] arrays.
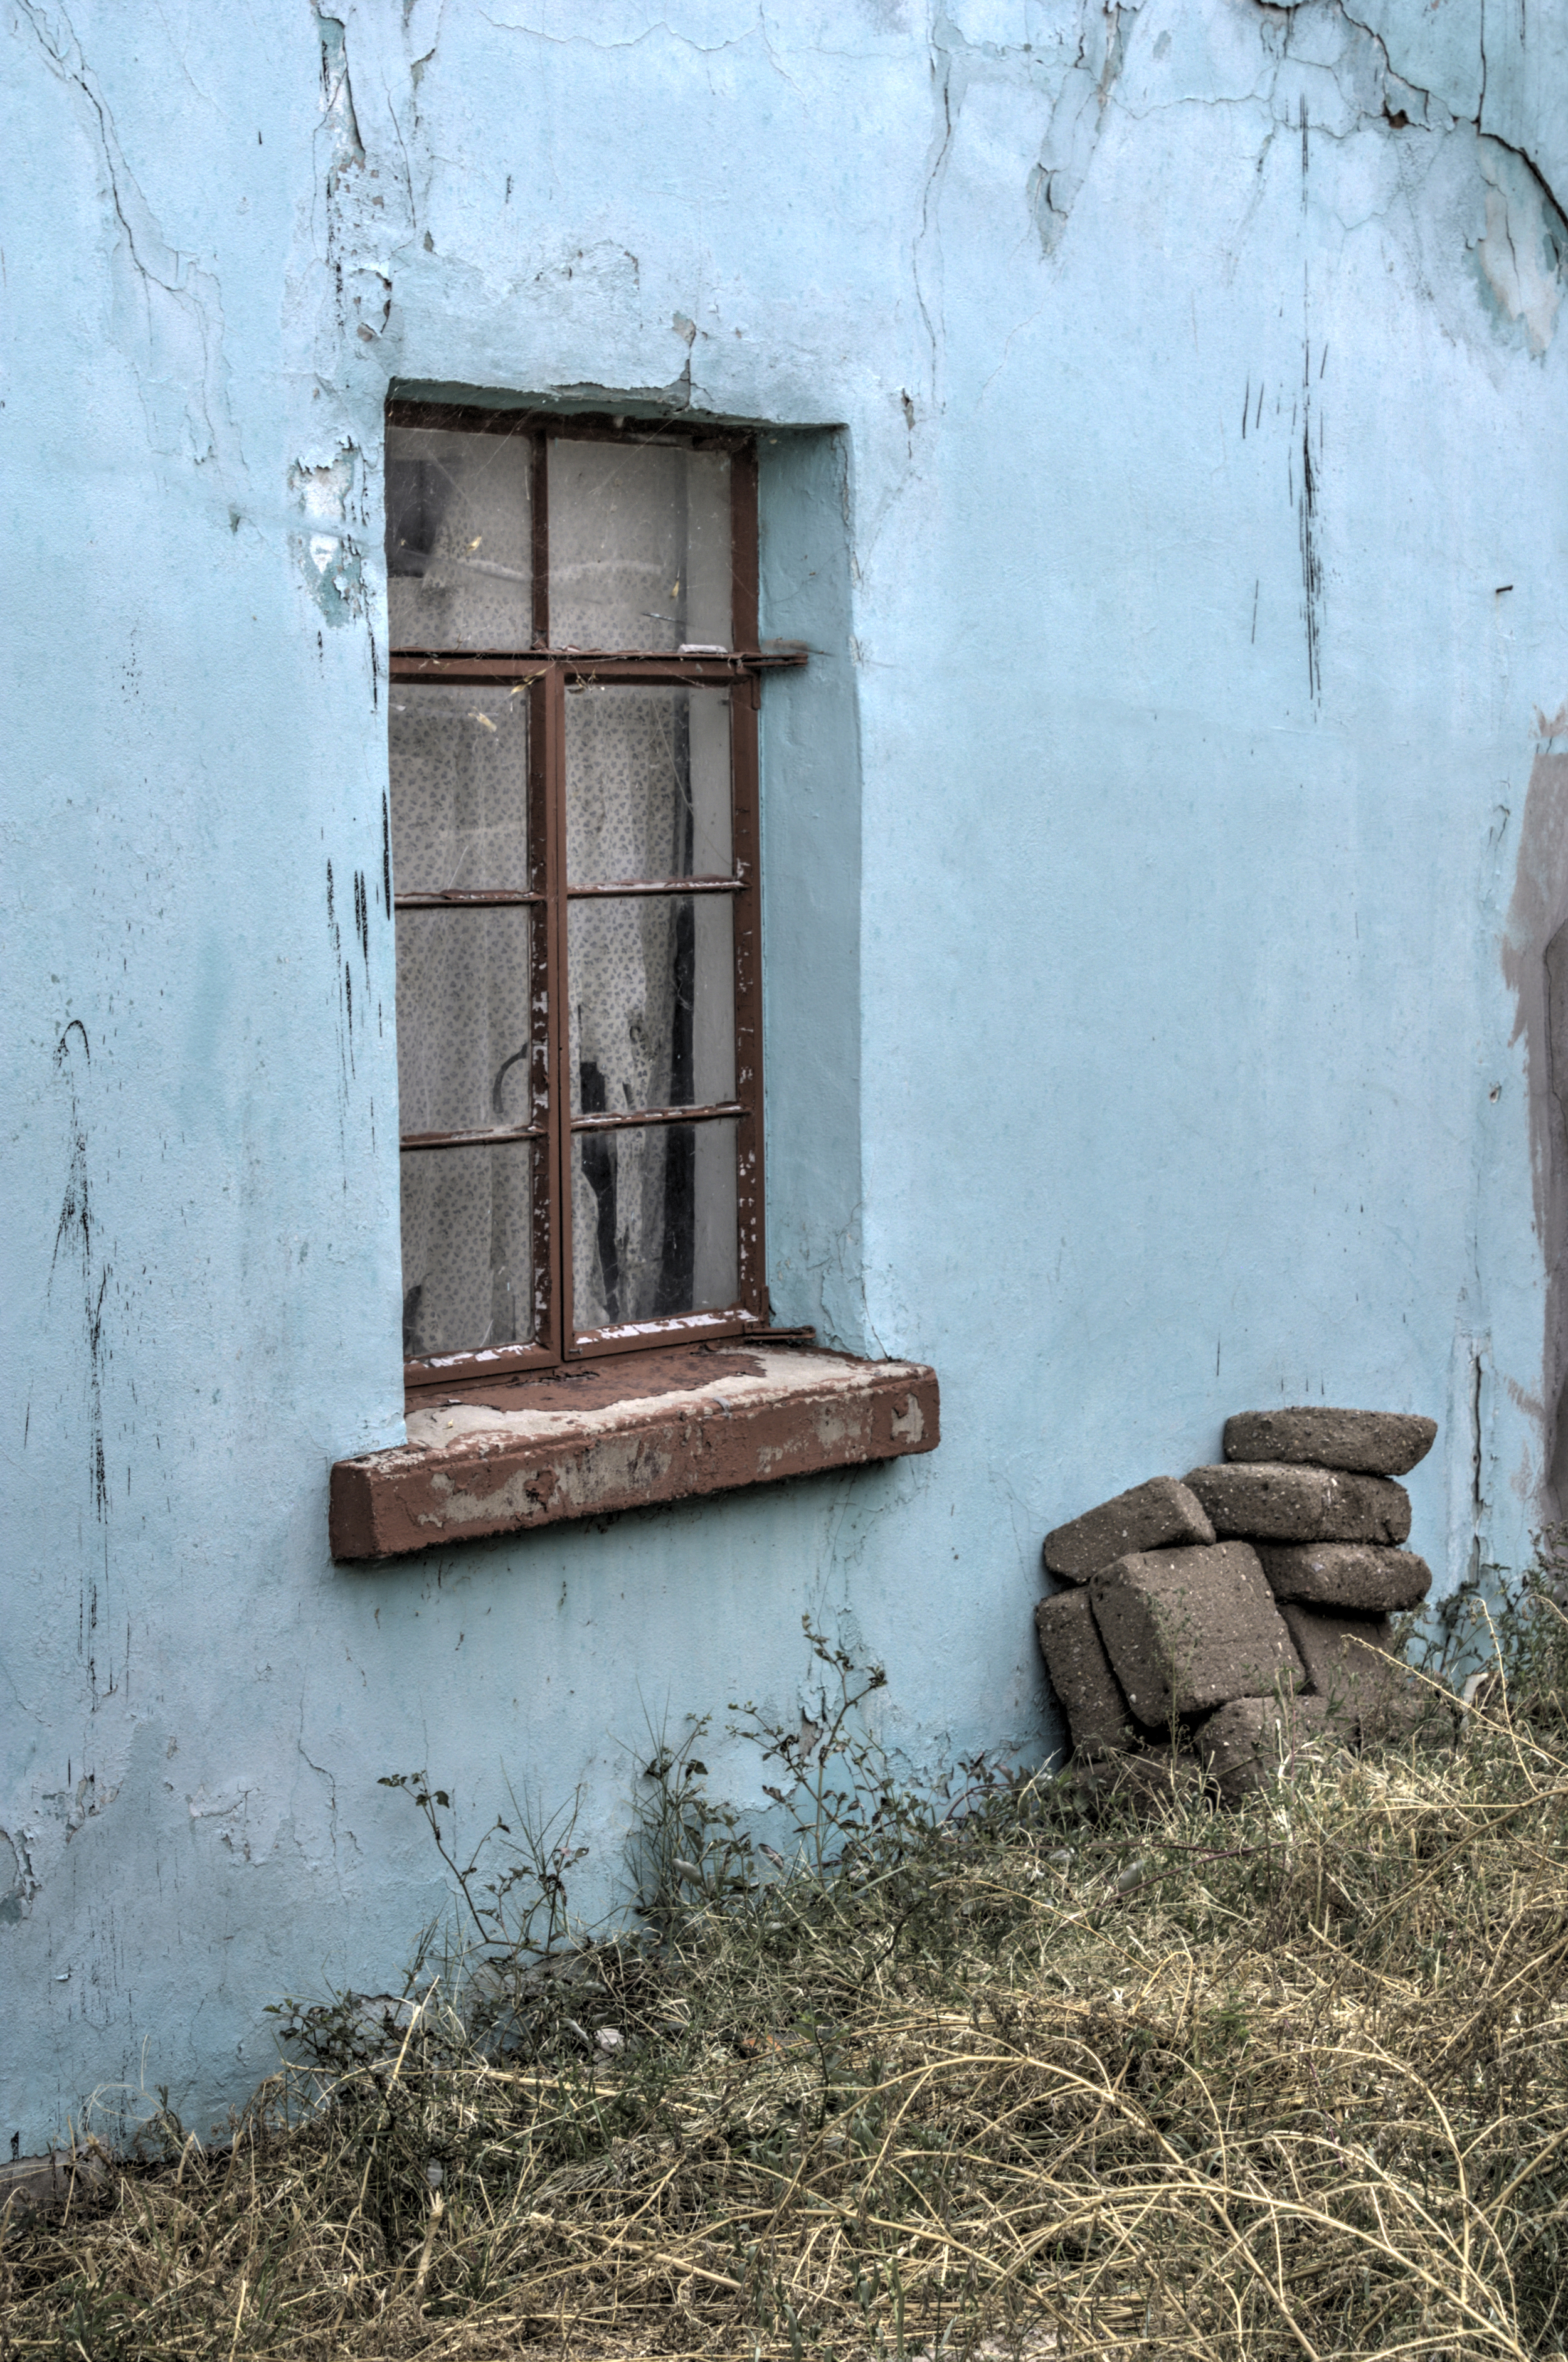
[[388, 428, 738, 1354]]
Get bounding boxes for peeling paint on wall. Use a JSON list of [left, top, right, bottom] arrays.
[[291, 450, 369, 623], [0, 1830, 40, 1925], [48, 1772, 119, 1844], [1027, 2, 1138, 255]]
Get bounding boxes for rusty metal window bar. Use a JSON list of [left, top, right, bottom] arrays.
[[384, 402, 805, 1394]]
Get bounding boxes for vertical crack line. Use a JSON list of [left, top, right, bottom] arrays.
[[914, 47, 955, 402]]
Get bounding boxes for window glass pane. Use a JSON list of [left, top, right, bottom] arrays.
[[564, 685, 731, 884], [389, 684, 529, 893], [386, 423, 532, 651], [570, 1119, 738, 1331], [401, 1143, 534, 1358], [568, 896, 734, 1118], [396, 908, 534, 1136], [548, 440, 731, 650]]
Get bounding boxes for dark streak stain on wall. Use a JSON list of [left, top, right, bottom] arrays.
[[49, 1020, 115, 1704]]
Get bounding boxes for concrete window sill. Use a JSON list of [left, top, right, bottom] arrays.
[[329, 1345, 940, 1560]]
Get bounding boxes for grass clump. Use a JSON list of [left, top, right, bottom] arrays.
[[6, 1597, 1568, 2361]]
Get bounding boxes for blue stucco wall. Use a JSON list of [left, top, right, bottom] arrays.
[[4, 0, 1567, 2149]]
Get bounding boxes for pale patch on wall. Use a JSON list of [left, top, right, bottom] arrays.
[[0, 1830, 41, 1925], [1473, 141, 1566, 357], [290, 450, 368, 623]]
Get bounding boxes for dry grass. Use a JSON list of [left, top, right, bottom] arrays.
[[6, 1602, 1568, 2361]]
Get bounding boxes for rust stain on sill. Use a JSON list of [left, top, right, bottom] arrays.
[[329, 1347, 940, 1560]]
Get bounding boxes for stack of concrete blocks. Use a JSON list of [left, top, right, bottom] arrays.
[[1035, 1409, 1441, 1803]]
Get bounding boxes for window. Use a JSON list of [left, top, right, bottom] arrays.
[[329, 408, 939, 1556], [384, 404, 800, 1388]]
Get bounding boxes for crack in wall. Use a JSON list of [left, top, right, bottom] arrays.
[[908, 0, 1559, 751], [918, 0, 1568, 359], [914, 45, 955, 398], [19, 0, 241, 470], [1337, 0, 1565, 349], [1026, 3, 1139, 256], [314, 2, 393, 374]]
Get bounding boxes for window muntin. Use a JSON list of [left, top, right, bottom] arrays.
[[386, 407, 771, 1382]]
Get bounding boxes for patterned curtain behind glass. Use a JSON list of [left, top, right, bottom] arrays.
[[387, 428, 737, 1351]]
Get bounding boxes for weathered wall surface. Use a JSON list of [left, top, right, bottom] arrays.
[[4, 0, 1565, 2146]]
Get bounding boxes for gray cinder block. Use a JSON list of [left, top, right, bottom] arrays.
[[1197, 1694, 1331, 1804], [1276, 1601, 1446, 1744], [1259, 1542, 1432, 1613], [1042, 1475, 1216, 1584], [1089, 1541, 1305, 1721], [1223, 1407, 1436, 1477], [1274, 1600, 1391, 1703], [1184, 1462, 1411, 1546], [1034, 1588, 1135, 1757]]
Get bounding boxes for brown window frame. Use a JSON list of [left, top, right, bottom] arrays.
[[387, 401, 805, 1402]]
